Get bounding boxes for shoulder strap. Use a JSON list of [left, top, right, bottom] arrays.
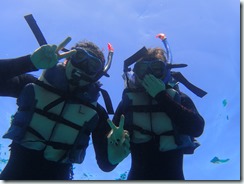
[[99, 88, 114, 114]]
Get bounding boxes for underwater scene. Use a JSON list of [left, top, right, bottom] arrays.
[[0, 0, 240, 182]]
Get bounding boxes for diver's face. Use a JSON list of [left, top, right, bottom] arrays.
[[65, 48, 104, 87]]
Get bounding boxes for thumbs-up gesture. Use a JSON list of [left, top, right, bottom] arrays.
[[107, 115, 130, 165]]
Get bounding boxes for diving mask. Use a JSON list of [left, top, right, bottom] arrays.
[[133, 60, 168, 80], [70, 47, 103, 76]]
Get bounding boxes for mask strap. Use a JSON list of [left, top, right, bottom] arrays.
[[171, 72, 207, 97]]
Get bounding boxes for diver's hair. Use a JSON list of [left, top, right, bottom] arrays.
[[141, 47, 167, 62], [71, 40, 105, 65]]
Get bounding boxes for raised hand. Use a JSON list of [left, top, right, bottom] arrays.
[[107, 115, 130, 165], [107, 115, 126, 145], [141, 74, 166, 98], [30, 37, 77, 69]]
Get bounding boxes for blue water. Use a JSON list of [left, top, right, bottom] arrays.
[[0, 0, 240, 181]]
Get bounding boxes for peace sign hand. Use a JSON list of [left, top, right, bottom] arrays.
[[30, 37, 77, 69], [107, 115, 130, 165], [107, 115, 127, 145]]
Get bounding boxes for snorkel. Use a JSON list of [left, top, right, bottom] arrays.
[[104, 43, 114, 75], [84, 43, 114, 82], [156, 33, 173, 64], [156, 33, 188, 84], [156, 33, 187, 71], [156, 33, 207, 97]]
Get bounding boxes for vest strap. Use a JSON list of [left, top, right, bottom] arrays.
[[34, 108, 83, 131], [99, 88, 114, 114], [35, 80, 99, 112], [26, 127, 76, 150], [133, 124, 174, 137]]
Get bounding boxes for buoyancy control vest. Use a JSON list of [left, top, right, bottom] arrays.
[[3, 63, 104, 164], [121, 86, 200, 154]]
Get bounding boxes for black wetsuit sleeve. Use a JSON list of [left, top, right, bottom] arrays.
[[0, 55, 38, 97], [154, 91, 205, 137], [0, 55, 38, 80], [92, 104, 118, 172]]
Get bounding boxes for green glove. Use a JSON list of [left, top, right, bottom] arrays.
[[107, 115, 130, 165], [30, 37, 76, 69], [141, 74, 166, 98]]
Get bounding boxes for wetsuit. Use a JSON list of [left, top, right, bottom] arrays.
[[0, 56, 116, 180], [113, 88, 205, 180]]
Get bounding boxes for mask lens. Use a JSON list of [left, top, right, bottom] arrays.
[[73, 50, 87, 62], [71, 48, 103, 75], [134, 60, 166, 79], [150, 61, 165, 78], [87, 59, 103, 75], [133, 62, 148, 79]]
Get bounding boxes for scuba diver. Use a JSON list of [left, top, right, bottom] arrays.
[[0, 37, 130, 180], [110, 33, 206, 180]]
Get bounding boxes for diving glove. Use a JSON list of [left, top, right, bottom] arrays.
[[107, 115, 130, 165], [141, 74, 166, 98], [30, 37, 76, 69], [142, 74, 180, 100]]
